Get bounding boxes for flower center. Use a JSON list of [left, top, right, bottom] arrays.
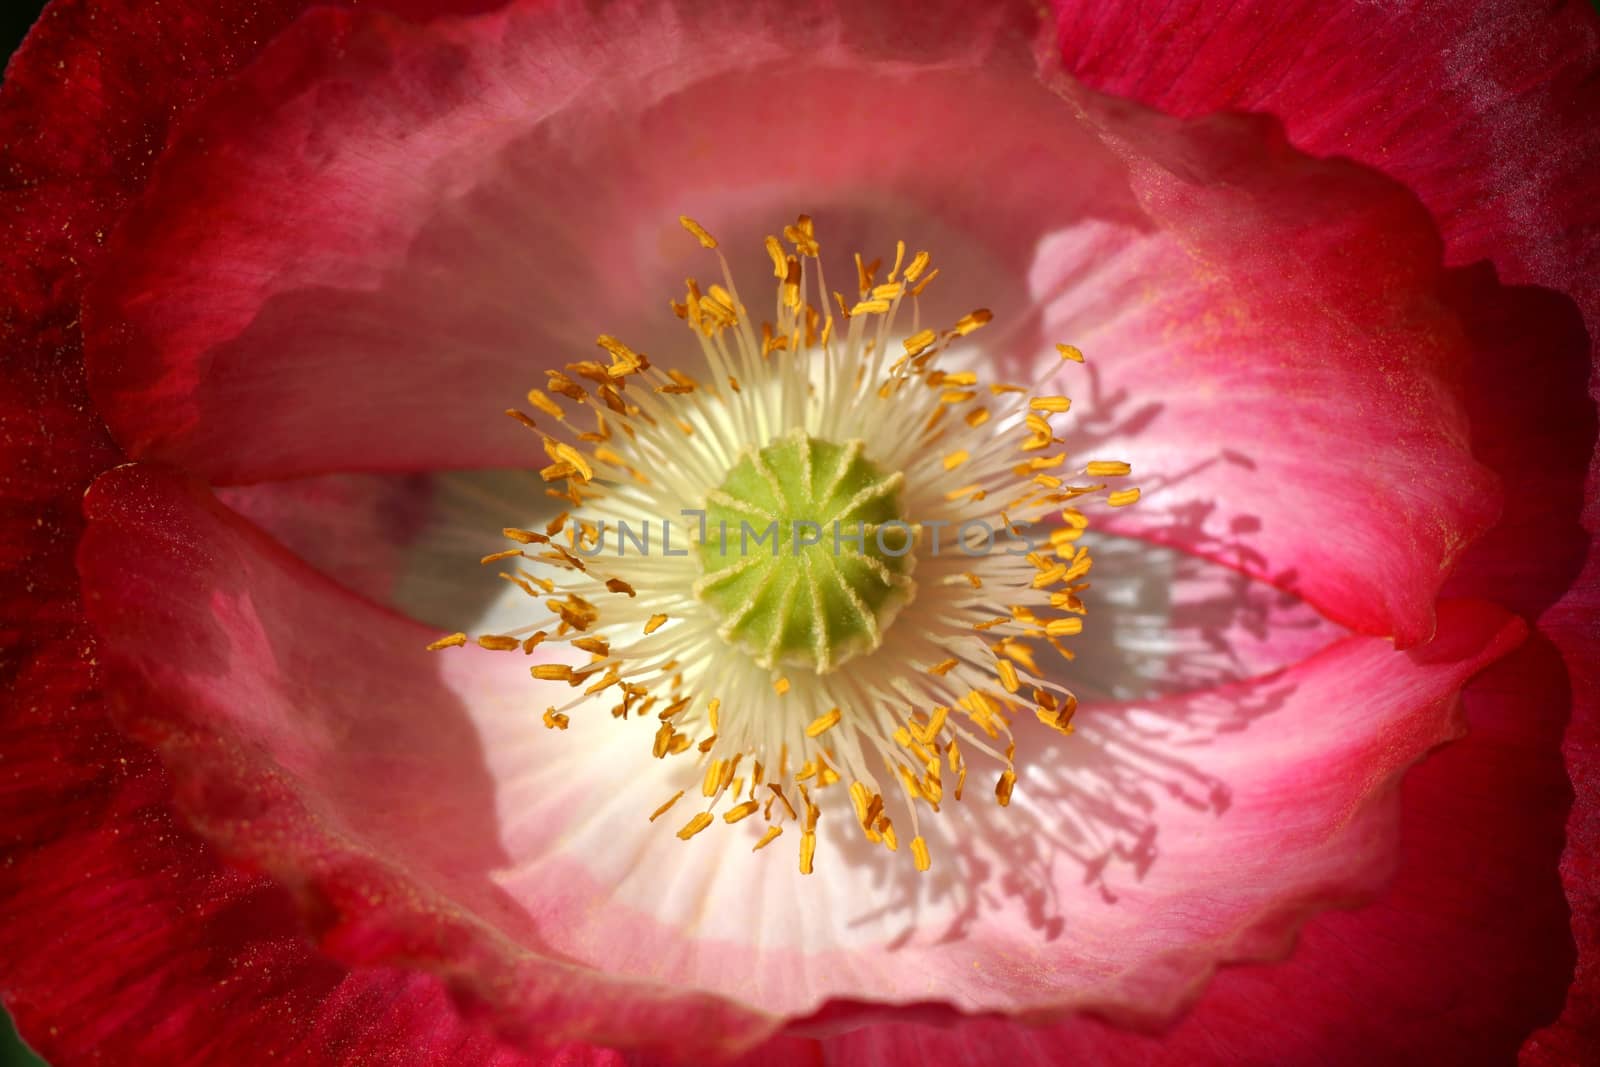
[[695, 430, 915, 673], [429, 214, 1137, 876]]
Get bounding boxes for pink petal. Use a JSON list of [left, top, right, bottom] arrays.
[[85, 0, 1496, 651], [1030, 93, 1499, 648], [1, 475, 595, 1067], [800, 633, 1572, 1065], [8, 0, 1589, 1059], [78, 462, 1521, 1054], [77, 463, 778, 1061], [1, 0, 576, 1060], [1045, 18, 1600, 1021], [85, 0, 1055, 482], [788, 234, 1599, 1067]]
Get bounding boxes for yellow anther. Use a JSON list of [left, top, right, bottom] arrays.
[[679, 215, 718, 249], [677, 811, 714, 840], [596, 334, 646, 372], [953, 308, 993, 335], [784, 216, 819, 256], [996, 659, 1020, 693], [996, 769, 1017, 807], [903, 328, 937, 357], [854, 253, 880, 295], [476, 635, 521, 652], [702, 759, 731, 797], [805, 708, 842, 737], [550, 442, 594, 482], [426, 632, 467, 651], [1108, 487, 1141, 507], [650, 791, 685, 822], [526, 389, 566, 420], [724, 799, 761, 823], [1031, 564, 1068, 589], [917, 705, 950, 745]]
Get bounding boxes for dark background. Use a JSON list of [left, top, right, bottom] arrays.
[[2, 0, 43, 70], [0, 10, 54, 1063], [4, 5, 83, 1066]]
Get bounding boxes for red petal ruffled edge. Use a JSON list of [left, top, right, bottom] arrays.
[[0, 674, 607, 1067], [1029, 86, 1499, 649], [1050, 0, 1600, 356], [0, 469, 605, 1065], [75, 462, 791, 1063], [75, 0, 1046, 484], [75, 0, 1497, 651], [1440, 269, 1600, 1061], [0, 0, 566, 1062], [751, 629, 1566, 1067], [3, 0, 1595, 1062], [739, 198, 1599, 1067], [74, 456, 1538, 1058], [1525, 549, 1600, 1062], [1047, 5, 1600, 1054]]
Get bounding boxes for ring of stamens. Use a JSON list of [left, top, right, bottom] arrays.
[[429, 214, 1137, 876]]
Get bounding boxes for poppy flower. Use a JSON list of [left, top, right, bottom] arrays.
[[1, 0, 1596, 1064]]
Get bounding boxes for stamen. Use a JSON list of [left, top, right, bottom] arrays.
[[436, 216, 1136, 874]]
